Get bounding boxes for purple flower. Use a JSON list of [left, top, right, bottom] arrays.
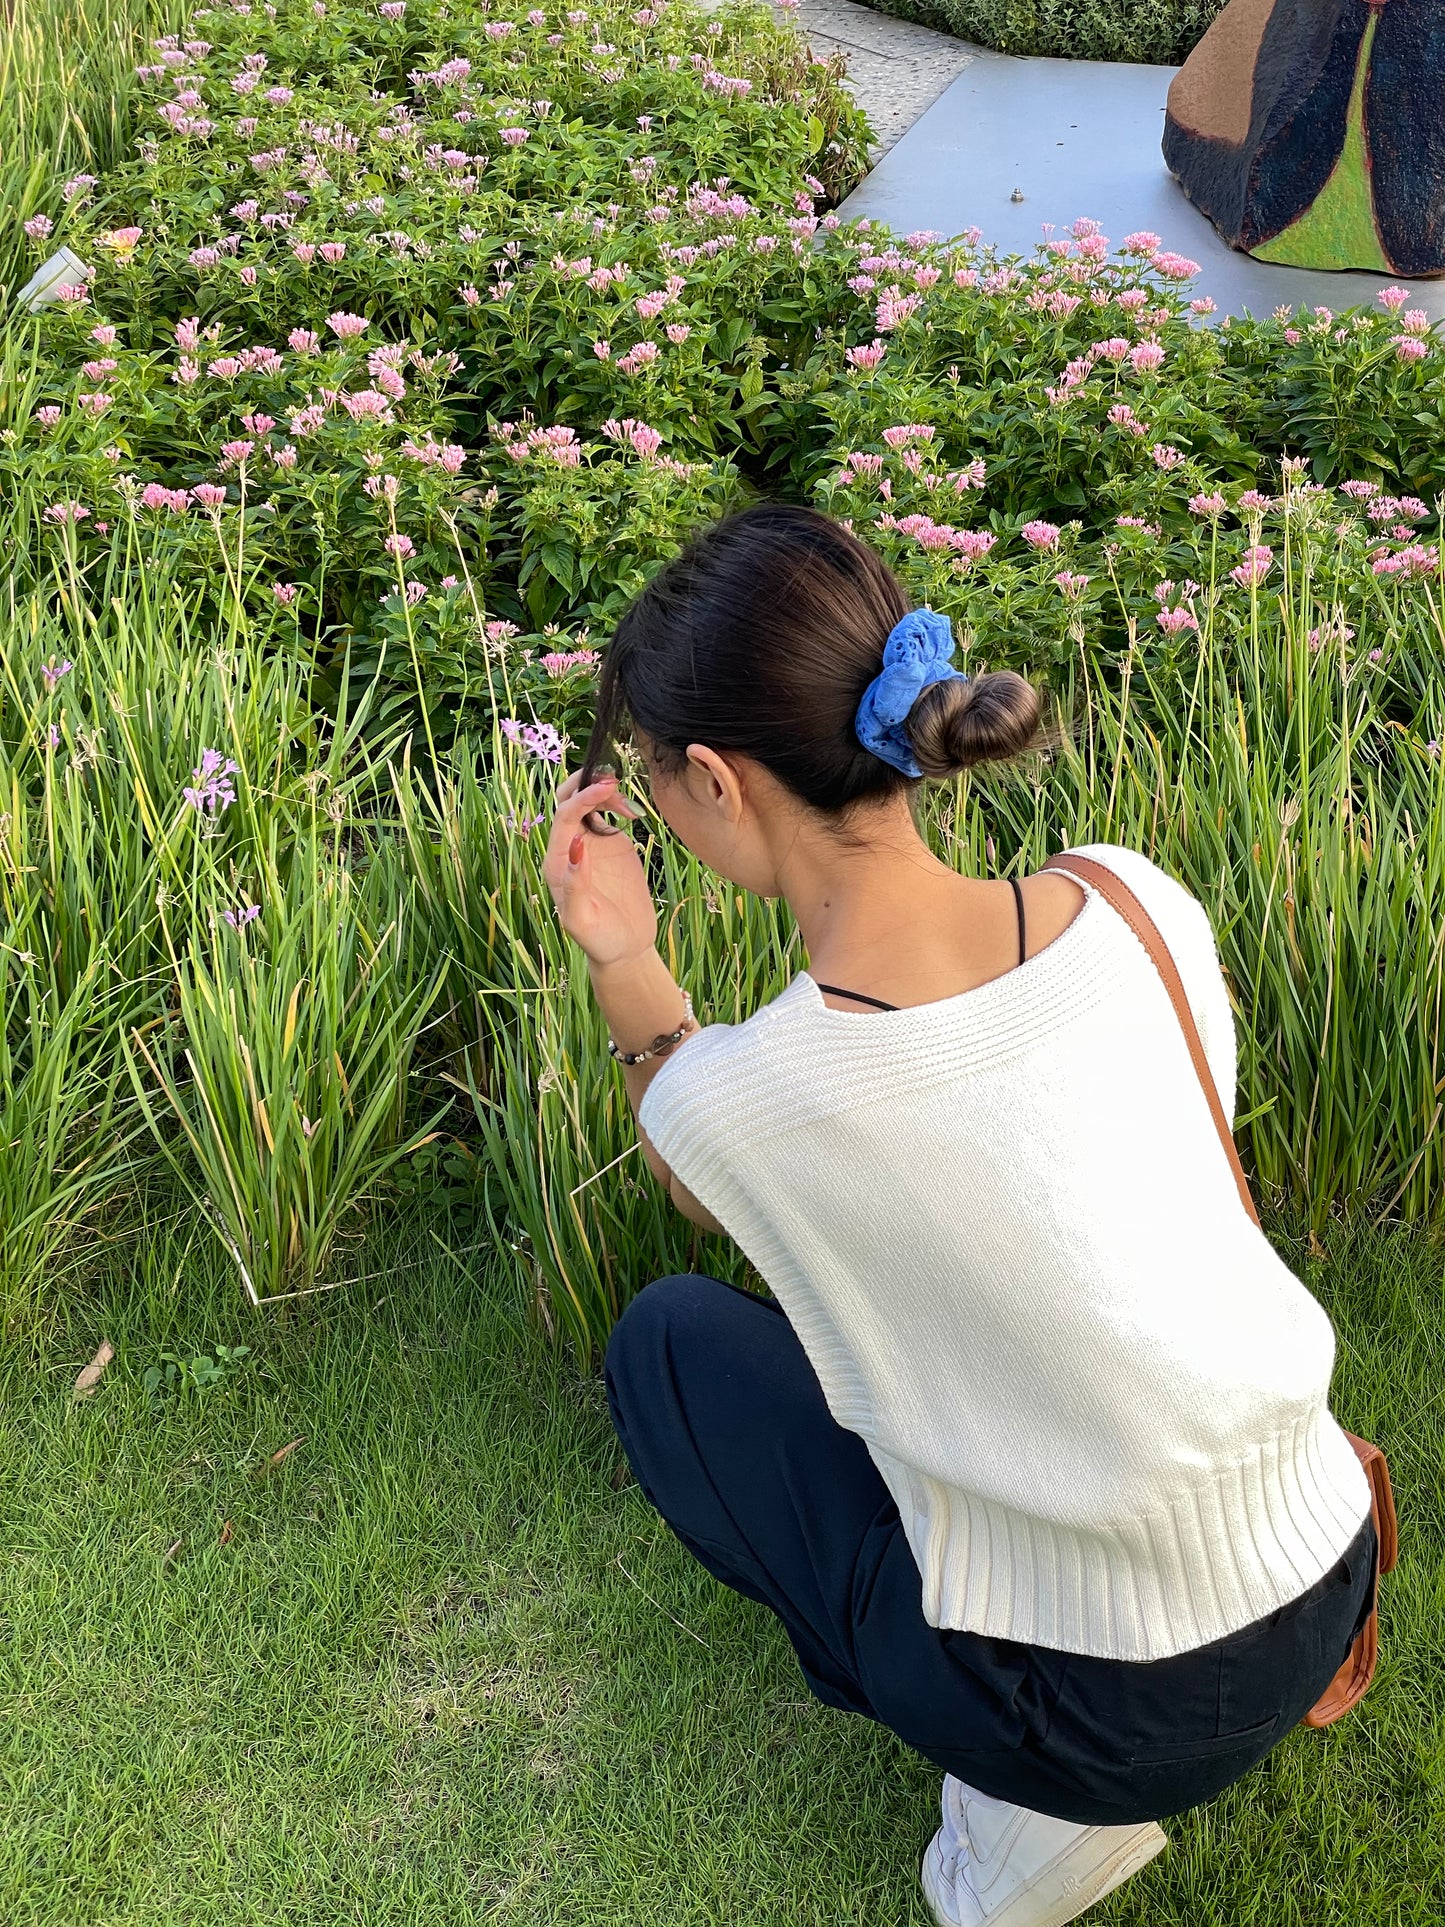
[[182, 748, 240, 815], [223, 902, 262, 927], [42, 657, 74, 690]]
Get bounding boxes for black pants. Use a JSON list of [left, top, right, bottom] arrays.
[[604, 1273, 1378, 1827]]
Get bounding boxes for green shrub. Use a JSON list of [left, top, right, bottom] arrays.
[[859, 0, 1227, 67]]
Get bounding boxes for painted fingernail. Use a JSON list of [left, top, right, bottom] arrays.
[[568, 834, 585, 866]]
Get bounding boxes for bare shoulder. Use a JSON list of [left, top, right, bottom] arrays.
[[1017, 869, 1088, 957]]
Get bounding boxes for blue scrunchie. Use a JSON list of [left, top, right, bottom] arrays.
[[854, 607, 969, 778]]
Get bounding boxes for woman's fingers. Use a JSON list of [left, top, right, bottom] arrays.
[[553, 772, 640, 835]]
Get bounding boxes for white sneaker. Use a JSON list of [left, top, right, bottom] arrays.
[[920, 1774, 1168, 1927]]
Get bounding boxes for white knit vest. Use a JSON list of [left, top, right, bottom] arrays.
[[638, 843, 1372, 1661]]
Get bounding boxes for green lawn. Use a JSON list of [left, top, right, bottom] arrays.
[[2, 1206, 1441, 1926]]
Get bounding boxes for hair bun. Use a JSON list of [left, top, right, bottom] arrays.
[[905, 669, 1042, 777]]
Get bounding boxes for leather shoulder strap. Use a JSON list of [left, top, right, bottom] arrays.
[[1042, 852, 1260, 1228]]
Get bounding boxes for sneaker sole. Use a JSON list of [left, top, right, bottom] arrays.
[[921, 1820, 1167, 1927]]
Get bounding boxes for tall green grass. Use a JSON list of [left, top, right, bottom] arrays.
[[1, 509, 1442, 1354], [0, 0, 168, 297]]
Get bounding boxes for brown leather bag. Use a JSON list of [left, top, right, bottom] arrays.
[[1041, 852, 1397, 1728]]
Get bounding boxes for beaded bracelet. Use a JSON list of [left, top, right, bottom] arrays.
[[608, 990, 697, 1066]]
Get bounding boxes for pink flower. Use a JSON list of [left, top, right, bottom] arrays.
[[485, 620, 519, 645], [218, 439, 254, 469], [190, 483, 228, 510], [1188, 491, 1227, 517], [1376, 286, 1410, 312], [288, 327, 320, 354], [327, 310, 367, 339], [342, 389, 393, 419], [459, 284, 481, 307], [1151, 252, 1200, 280], [292, 242, 316, 264], [1189, 297, 1217, 316], [1340, 479, 1379, 500], [289, 404, 324, 436], [1238, 490, 1274, 513], [1121, 231, 1161, 256], [56, 283, 90, 305], [189, 246, 221, 269], [140, 481, 185, 511], [43, 501, 89, 525], [1399, 309, 1431, 337], [601, 416, 663, 460], [1055, 571, 1090, 599], [1129, 341, 1166, 373], [271, 444, 298, 468], [99, 225, 143, 254], [241, 411, 275, 435], [1392, 335, 1429, 362], [82, 360, 118, 382], [1107, 403, 1147, 436], [845, 339, 887, 372], [500, 126, 530, 147], [1150, 443, 1183, 470], [380, 1, 406, 14], [238, 265, 258, 287], [1021, 520, 1061, 551], [90, 325, 118, 346], [1156, 606, 1198, 635], [24, 214, 54, 242], [175, 316, 201, 349], [1230, 545, 1273, 588], [34, 405, 62, 428], [273, 582, 299, 605], [384, 533, 415, 560]]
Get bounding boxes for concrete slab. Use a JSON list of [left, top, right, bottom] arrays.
[[837, 47, 1445, 320]]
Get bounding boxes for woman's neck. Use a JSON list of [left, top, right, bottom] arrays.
[[773, 811, 997, 988]]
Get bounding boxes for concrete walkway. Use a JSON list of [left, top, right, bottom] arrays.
[[781, 0, 979, 158]]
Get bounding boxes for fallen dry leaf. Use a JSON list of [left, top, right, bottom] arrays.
[[72, 1339, 114, 1399], [218, 1519, 233, 1547], [610, 1457, 633, 1491], [1307, 1230, 1329, 1260], [162, 1537, 183, 1567], [264, 1436, 305, 1471]]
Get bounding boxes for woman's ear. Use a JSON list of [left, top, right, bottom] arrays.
[[684, 743, 747, 824]]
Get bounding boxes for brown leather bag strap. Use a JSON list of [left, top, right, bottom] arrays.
[[1041, 853, 1260, 1226], [1042, 850, 1395, 1731]]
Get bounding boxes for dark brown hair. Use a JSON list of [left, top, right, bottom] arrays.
[[578, 503, 1042, 818]]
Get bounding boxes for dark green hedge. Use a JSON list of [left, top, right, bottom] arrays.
[[860, 0, 1226, 68]]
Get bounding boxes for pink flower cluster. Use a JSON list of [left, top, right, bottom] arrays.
[[540, 648, 602, 676], [601, 417, 663, 460], [1230, 546, 1274, 589], [1373, 544, 1438, 579]]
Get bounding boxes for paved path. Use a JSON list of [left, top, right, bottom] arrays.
[[781, 0, 979, 158]]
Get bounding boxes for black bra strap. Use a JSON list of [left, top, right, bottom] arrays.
[[815, 879, 1028, 1013], [813, 983, 900, 1012], [1011, 875, 1026, 966]]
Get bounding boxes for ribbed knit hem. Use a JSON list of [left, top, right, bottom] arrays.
[[870, 1406, 1374, 1661]]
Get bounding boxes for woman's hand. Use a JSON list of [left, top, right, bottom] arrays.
[[542, 770, 657, 969]]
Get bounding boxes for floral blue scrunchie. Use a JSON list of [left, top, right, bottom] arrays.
[[854, 607, 970, 779]]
